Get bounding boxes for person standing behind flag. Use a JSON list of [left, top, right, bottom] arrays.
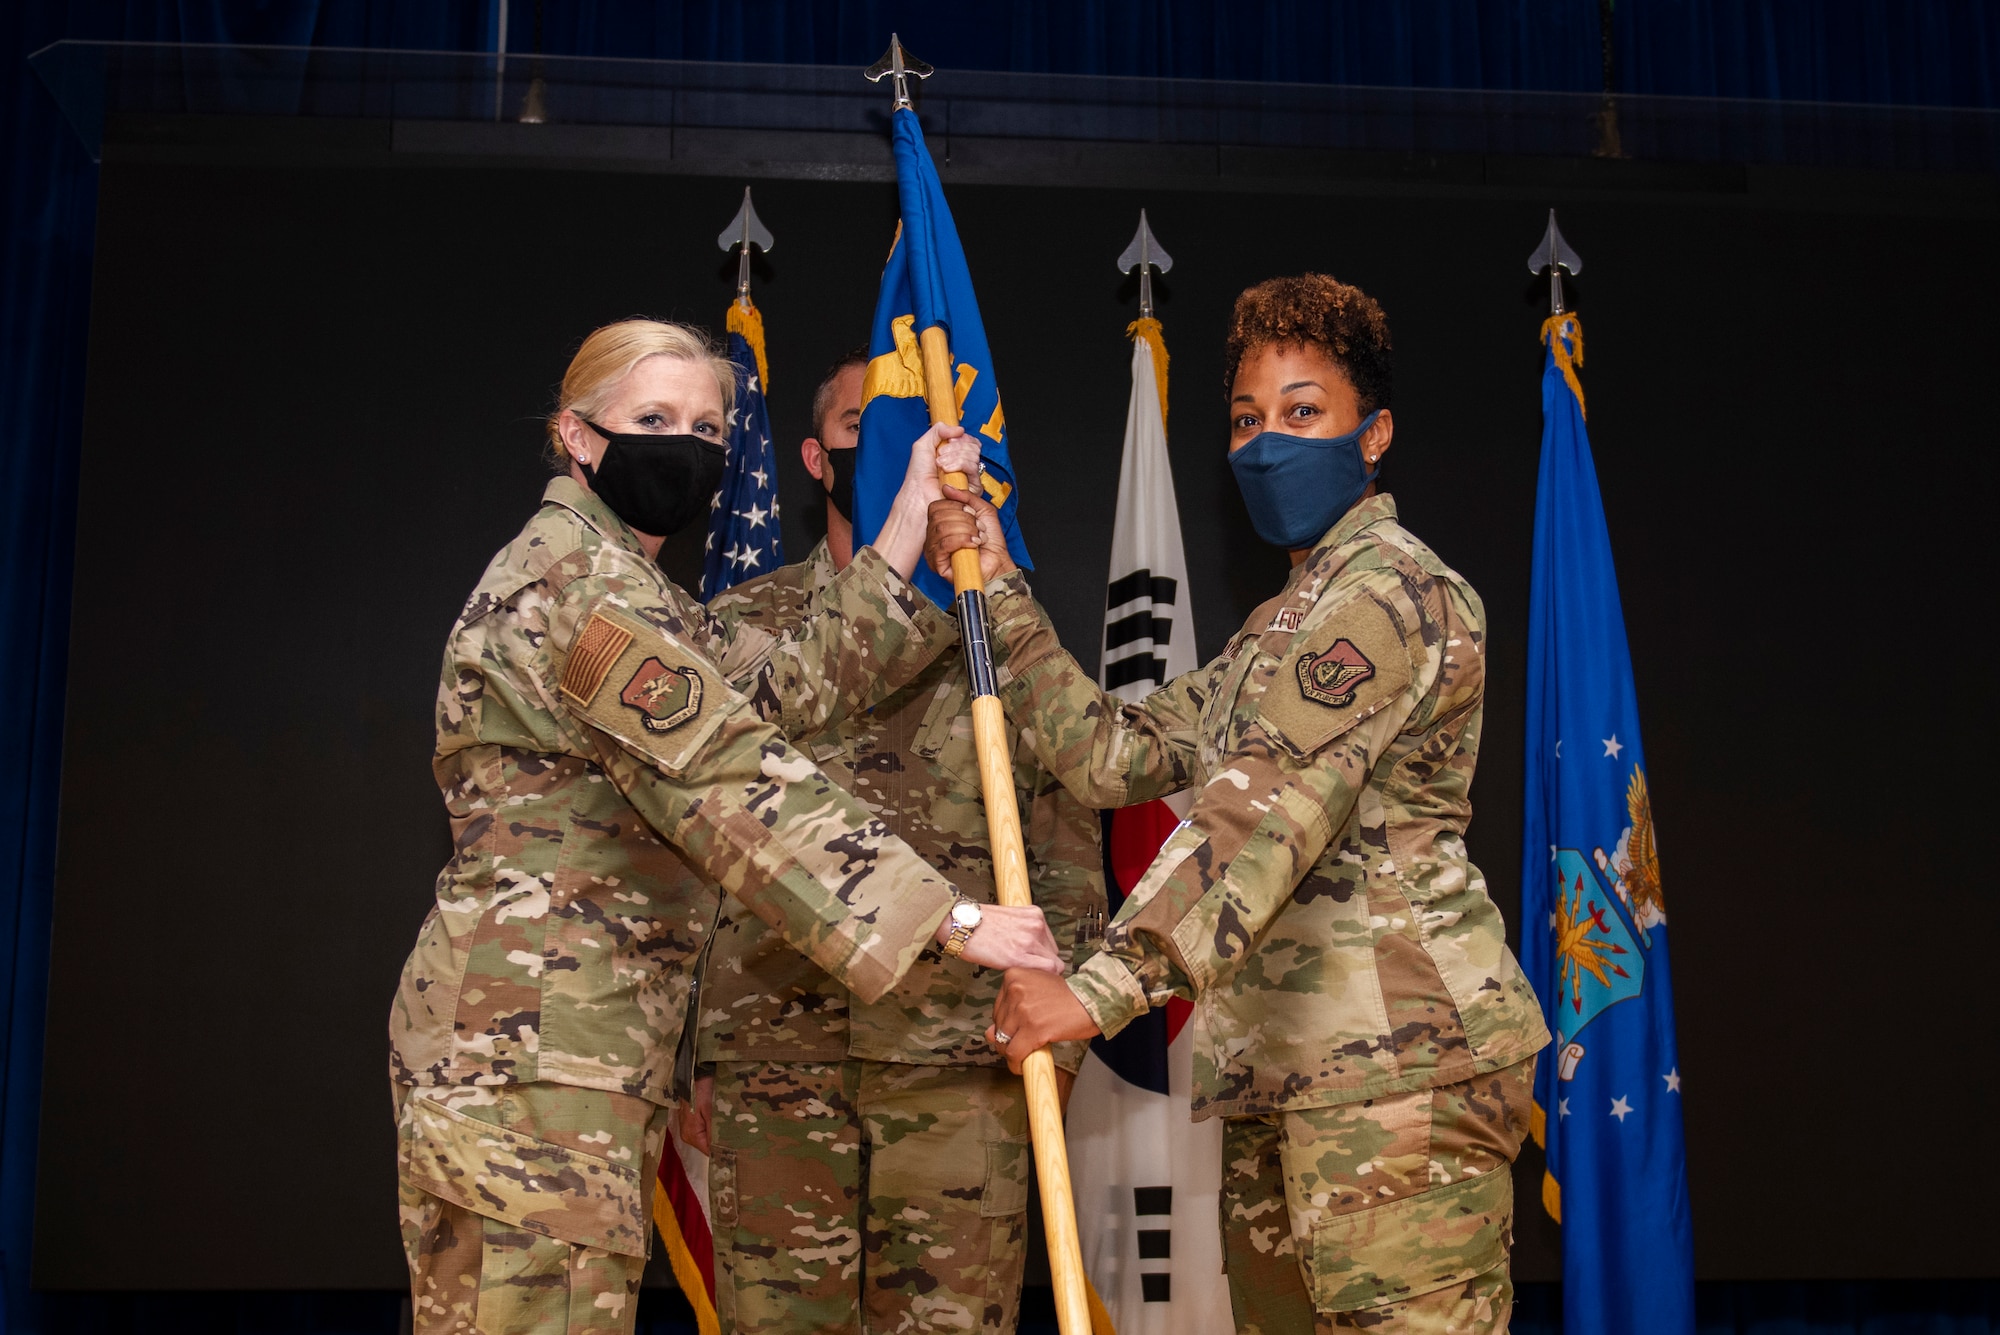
[[933, 276, 1551, 1333], [680, 348, 1108, 1335]]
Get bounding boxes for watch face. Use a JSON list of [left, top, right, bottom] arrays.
[[951, 900, 983, 928]]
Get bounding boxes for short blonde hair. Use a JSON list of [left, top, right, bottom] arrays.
[[545, 319, 737, 470]]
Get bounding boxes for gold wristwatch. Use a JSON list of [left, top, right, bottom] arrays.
[[941, 895, 984, 958]]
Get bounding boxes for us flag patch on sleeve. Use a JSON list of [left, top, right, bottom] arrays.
[[560, 613, 635, 706]]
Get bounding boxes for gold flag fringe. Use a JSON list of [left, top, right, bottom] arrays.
[[1540, 312, 1585, 418], [1126, 316, 1169, 434], [652, 1180, 720, 1335], [1527, 1098, 1563, 1223], [727, 298, 770, 393]]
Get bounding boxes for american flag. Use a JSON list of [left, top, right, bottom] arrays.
[[700, 302, 782, 600]]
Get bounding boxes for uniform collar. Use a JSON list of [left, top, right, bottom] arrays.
[[542, 475, 651, 562], [801, 536, 840, 601], [1308, 491, 1398, 563]]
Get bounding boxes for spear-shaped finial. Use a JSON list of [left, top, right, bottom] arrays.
[[1527, 209, 1584, 315], [717, 187, 774, 308], [1117, 209, 1174, 319], [864, 33, 934, 109]]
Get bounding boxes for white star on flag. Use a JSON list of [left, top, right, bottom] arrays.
[[702, 314, 784, 601], [1558, 1097, 1570, 1118], [1555, 739, 1563, 758], [1609, 1096, 1634, 1122], [1603, 734, 1624, 758], [1663, 1069, 1681, 1093]]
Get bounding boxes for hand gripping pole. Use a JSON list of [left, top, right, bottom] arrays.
[[918, 324, 1093, 1335]]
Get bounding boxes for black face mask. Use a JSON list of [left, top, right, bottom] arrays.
[[823, 445, 856, 524], [579, 419, 726, 536]]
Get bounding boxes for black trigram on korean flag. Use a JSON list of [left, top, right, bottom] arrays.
[[1102, 569, 1180, 693]]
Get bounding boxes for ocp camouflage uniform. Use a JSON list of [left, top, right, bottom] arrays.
[[696, 539, 1106, 1335], [390, 479, 969, 1335], [984, 494, 1551, 1332]]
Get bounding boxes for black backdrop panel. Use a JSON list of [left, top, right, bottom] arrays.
[[38, 150, 1997, 1288]]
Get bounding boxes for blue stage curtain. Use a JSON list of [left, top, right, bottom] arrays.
[[2, 3, 1995, 1332], [1, 3, 96, 1328]]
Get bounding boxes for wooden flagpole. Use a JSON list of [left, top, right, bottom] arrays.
[[919, 322, 1094, 1335]]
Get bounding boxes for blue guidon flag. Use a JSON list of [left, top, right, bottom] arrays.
[[1520, 311, 1695, 1335], [701, 304, 782, 600], [852, 107, 1030, 605]]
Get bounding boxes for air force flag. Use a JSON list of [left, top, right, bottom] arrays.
[[1519, 311, 1696, 1335]]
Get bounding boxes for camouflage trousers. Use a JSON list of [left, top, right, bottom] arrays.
[[711, 1060, 1031, 1335], [395, 1080, 671, 1335], [1221, 1059, 1536, 1334]]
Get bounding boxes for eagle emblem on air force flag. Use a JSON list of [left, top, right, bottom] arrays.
[[620, 658, 703, 733], [1297, 639, 1375, 707]]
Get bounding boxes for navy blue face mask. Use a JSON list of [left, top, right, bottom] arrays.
[[1229, 409, 1383, 549]]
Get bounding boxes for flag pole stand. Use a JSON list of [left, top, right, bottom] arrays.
[[919, 323, 1094, 1335]]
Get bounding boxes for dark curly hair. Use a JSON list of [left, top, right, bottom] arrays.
[[1224, 274, 1393, 415]]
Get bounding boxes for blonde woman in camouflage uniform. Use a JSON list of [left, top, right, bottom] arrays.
[[389, 320, 1063, 1335], [930, 278, 1551, 1334], [679, 351, 1107, 1335]]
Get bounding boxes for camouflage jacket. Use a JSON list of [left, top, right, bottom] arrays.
[[390, 479, 965, 1107], [986, 494, 1548, 1119], [696, 540, 1106, 1072]]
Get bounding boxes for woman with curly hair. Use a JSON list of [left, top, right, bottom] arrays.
[[928, 276, 1550, 1333]]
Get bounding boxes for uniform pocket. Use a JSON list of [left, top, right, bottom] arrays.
[[980, 1136, 1031, 1218], [401, 1092, 650, 1257], [1308, 1169, 1510, 1313]]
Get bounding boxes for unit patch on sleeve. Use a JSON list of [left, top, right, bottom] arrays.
[[1297, 639, 1375, 708], [620, 658, 704, 733], [1259, 591, 1413, 761], [560, 613, 635, 706]]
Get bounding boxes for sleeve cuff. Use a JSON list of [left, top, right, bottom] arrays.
[[838, 881, 955, 1005], [984, 569, 1063, 682], [838, 545, 958, 670], [1066, 951, 1151, 1041], [1050, 1040, 1089, 1074]]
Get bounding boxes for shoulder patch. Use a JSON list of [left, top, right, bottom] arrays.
[[560, 613, 635, 707], [564, 606, 731, 774], [1261, 592, 1413, 760], [1297, 639, 1375, 708], [618, 658, 704, 733]]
